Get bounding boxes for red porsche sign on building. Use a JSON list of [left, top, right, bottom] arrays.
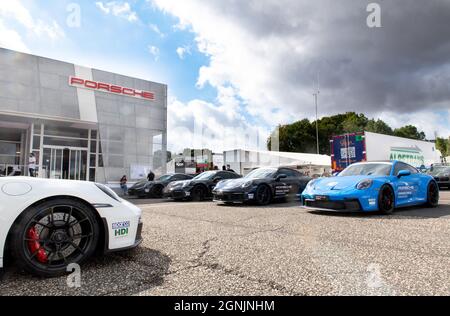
[[69, 76, 155, 101]]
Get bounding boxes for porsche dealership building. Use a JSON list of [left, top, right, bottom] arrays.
[[0, 48, 167, 183]]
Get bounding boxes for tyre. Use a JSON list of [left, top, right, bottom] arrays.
[[9, 198, 100, 277], [255, 185, 272, 206], [378, 185, 395, 215], [150, 185, 164, 199], [426, 181, 439, 208], [191, 185, 207, 201]]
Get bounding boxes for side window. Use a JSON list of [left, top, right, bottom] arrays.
[[220, 172, 236, 179], [394, 162, 417, 175], [394, 162, 405, 176], [406, 165, 419, 174], [279, 169, 298, 178]]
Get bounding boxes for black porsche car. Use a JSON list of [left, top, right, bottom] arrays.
[[429, 164, 450, 189], [128, 173, 194, 198], [163, 170, 241, 201], [212, 167, 312, 205]]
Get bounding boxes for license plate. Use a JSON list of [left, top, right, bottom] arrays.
[[315, 195, 329, 201]]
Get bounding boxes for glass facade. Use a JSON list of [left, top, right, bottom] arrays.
[[0, 48, 167, 183]]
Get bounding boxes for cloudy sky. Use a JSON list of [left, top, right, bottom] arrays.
[[1, 0, 449, 152]]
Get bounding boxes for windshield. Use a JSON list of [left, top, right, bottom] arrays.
[[339, 163, 392, 177], [193, 171, 216, 180], [245, 168, 277, 179], [429, 166, 450, 176], [158, 175, 173, 181]]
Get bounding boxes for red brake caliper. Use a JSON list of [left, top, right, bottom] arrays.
[[27, 227, 48, 263]]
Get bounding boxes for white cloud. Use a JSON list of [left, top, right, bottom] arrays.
[[378, 110, 450, 141], [176, 46, 191, 59], [147, 45, 160, 61], [0, 19, 29, 53], [149, 23, 165, 37], [0, 1, 65, 41], [167, 94, 269, 153], [95, 1, 139, 22], [152, 0, 450, 141]]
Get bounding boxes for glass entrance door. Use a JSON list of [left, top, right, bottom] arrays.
[[43, 147, 88, 180]]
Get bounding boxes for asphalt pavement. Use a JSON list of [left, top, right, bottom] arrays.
[[1, 191, 450, 296]]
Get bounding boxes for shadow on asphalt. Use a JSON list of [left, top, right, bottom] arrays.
[[0, 247, 171, 296], [307, 203, 450, 219], [216, 198, 301, 209]]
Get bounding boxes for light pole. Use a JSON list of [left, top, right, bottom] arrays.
[[313, 90, 320, 155]]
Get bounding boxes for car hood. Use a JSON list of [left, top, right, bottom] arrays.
[[167, 180, 191, 189], [312, 175, 383, 191], [130, 180, 149, 189], [215, 178, 252, 190]]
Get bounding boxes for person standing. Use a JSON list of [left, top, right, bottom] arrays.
[[226, 165, 236, 173], [147, 170, 155, 181], [28, 153, 36, 177], [120, 175, 128, 196]]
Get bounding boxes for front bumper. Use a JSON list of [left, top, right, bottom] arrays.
[[435, 177, 450, 188], [302, 198, 362, 212], [301, 189, 379, 212], [213, 190, 254, 203], [163, 188, 191, 199], [104, 220, 143, 254]]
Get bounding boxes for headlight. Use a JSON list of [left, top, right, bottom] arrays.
[[241, 181, 253, 188], [356, 179, 373, 190], [95, 183, 122, 202]]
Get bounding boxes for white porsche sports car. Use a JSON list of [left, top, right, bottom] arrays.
[[0, 177, 143, 277]]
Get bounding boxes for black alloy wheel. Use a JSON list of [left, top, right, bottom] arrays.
[[378, 185, 395, 215], [255, 185, 272, 206], [192, 186, 206, 201], [151, 185, 164, 198], [426, 181, 439, 207], [10, 198, 99, 277]]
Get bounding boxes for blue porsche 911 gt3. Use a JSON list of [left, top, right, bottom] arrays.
[[301, 161, 439, 214]]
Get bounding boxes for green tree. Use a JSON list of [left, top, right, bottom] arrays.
[[436, 137, 449, 157], [393, 125, 426, 140], [366, 119, 394, 135], [341, 113, 369, 133], [267, 113, 431, 155]]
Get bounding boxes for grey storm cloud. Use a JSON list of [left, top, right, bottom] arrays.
[[189, 0, 450, 115]]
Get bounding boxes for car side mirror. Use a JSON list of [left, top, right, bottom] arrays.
[[397, 170, 411, 178], [276, 174, 287, 182]]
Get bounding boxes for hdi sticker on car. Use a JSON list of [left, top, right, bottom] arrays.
[[112, 221, 131, 237]]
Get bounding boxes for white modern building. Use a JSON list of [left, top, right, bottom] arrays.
[[223, 149, 331, 176], [0, 48, 167, 183]]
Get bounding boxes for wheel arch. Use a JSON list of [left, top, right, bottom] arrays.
[[191, 183, 209, 193], [4, 195, 106, 264], [380, 182, 396, 206], [259, 183, 273, 197]]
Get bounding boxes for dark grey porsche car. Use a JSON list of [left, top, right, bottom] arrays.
[[429, 164, 450, 189], [128, 173, 194, 198], [213, 167, 312, 205], [163, 170, 241, 201]]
